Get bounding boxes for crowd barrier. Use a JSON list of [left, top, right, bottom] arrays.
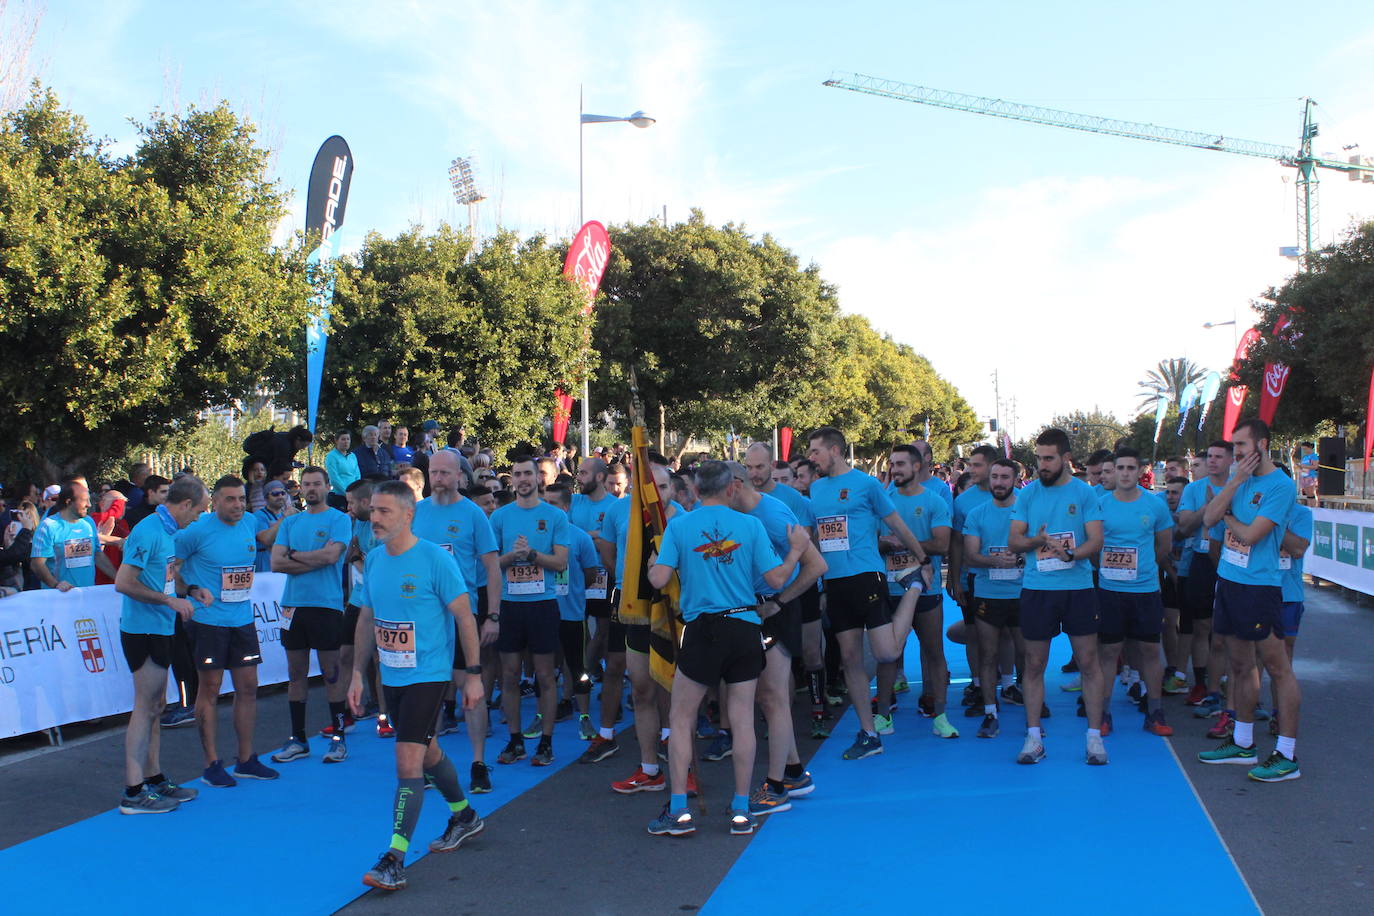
[[1306, 505, 1374, 597], [0, 573, 313, 739]]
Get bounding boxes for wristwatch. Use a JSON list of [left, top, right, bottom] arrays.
[[487, 614, 500, 624], [920, 556, 932, 566], [464, 665, 482, 675]]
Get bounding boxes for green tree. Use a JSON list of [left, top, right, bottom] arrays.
[[275, 225, 591, 456], [0, 88, 310, 480], [1240, 220, 1374, 436], [1037, 409, 1129, 459], [1136, 357, 1207, 416]]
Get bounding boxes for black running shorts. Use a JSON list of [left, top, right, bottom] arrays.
[[496, 599, 559, 655], [280, 606, 342, 652], [1018, 589, 1099, 642], [1097, 589, 1165, 644], [382, 681, 448, 745], [761, 597, 802, 657], [824, 572, 890, 633], [121, 631, 174, 672], [972, 597, 1020, 630], [190, 622, 262, 671], [1212, 578, 1284, 642], [677, 614, 764, 686]]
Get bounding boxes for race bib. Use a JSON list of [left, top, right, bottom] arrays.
[[1036, 532, 1077, 572], [1222, 530, 1251, 569], [1194, 536, 1210, 553], [817, 515, 850, 553], [1101, 546, 1139, 581], [220, 565, 254, 602], [507, 563, 544, 595], [988, 546, 1021, 581], [1279, 550, 1293, 571], [163, 564, 177, 597], [375, 618, 416, 668], [554, 568, 570, 597], [884, 549, 918, 582], [587, 567, 609, 600], [63, 537, 94, 569], [350, 565, 364, 589], [280, 606, 296, 631]]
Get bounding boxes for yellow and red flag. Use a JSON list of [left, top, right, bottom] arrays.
[[617, 425, 682, 690]]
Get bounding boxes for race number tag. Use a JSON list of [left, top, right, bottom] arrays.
[[164, 564, 177, 597], [884, 550, 918, 583], [554, 568, 570, 597], [817, 516, 850, 553], [988, 547, 1021, 581], [507, 563, 544, 595], [1035, 533, 1077, 572], [63, 537, 94, 569], [1278, 550, 1293, 571], [1100, 546, 1139, 581], [220, 566, 254, 602], [280, 606, 296, 631], [1222, 530, 1251, 568], [350, 565, 364, 589], [587, 568, 609, 600], [375, 618, 416, 668], [1195, 536, 1210, 553]]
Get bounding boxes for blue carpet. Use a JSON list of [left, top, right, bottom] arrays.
[[704, 615, 1259, 916], [0, 694, 594, 916]]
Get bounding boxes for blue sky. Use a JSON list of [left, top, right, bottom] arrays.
[[21, 0, 1374, 438]]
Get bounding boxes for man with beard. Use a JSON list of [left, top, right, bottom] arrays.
[[948, 445, 1000, 715], [570, 458, 624, 757], [32, 479, 117, 588]]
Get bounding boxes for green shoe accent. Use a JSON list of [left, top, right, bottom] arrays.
[[521, 714, 544, 740], [873, 713, 894, 736], [1198, 741, 1257, 765], [1247, 751, 1300, 782], [931, 713, 959, 739]]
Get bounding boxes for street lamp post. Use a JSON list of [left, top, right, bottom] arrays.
[[578, 87, 654, 456]]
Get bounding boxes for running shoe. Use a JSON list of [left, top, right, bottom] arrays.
[[270, 738, 310, 763], [520, 679, 536, 697], [159, 706, 195, 729], [781, 771, 815, 797], [362, 851, 406, 891], [917, 695, 935, 718], [1076, 697, 1086, 718], [961, 683, 980, 706], [1119, 666, 1136, 686], [894, 675, 911, 695], [496, 737, 526, 765], [323, 738, 348, 764], [1001, 683, 1025, 706], [1252, 707, 1272, 722], [1100, 713, 1113, 738], [931, 713, 959, 739], [702, 732, 733, 761], [201, 760, 237, 788], [1247, 751, 1300, 783], [579, 735, 619, 764], [1269, 717, 1281, 737], [233, 756, 280, 780], [873, 713, 894, 736], [1126, 681, 1145, 702], [377, 715, 396, 739], [319, 715, 356, 738], [147, 778, 198, 802], [611, 767, 665, 793], [578, 714, 596, 741], [810, 714, 831, 739], [824, 683, 847, 706], [1184, 683, 1209, 706], [1206, 711, 1235, 740], [647, 805, 695, 836], [1162, 674, 1189, 695], [1198, 741, 1257, 765], [695, 714, 718, 739], [531, 740, 554, 767], [748, 782, 791, 816], [1041, 702, 1052, 719], [429, 807, 484, 852], [1085, 733, 1109, 766], [841, 731, 882, 761], [1061, 658, 1078, 674], [1194, 694, 1224, 718], [729, 809, 758, 835], [977, 714, 999, 739], [687, 770, 700, 798], [1060, 677, 1082, 693], [470, 761, 492, 794], [555, 698, 575, 722], [1144, 710, 1174, 737], [119, 787, 178, 815], [964, 703, 985, 718], [357, 702, 379, 721], [1016, 734, 1045, 765], [521, 714, 545, 740]]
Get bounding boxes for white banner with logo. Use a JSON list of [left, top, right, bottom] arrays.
[[1306, 506, 1374, 597], [0, 573, 317, 739]]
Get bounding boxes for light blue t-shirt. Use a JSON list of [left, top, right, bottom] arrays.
[[923, 474, 954, 512], [570, 492, 618, 537], [602, 495, 684, 584], [1216, 468, 1296, 588], [746, 493, 801, 597], [348, 517, 380, 606], [325, 449, 361, 495], [657, 504, 780, 624], [882, 486, 951, 596], [1010, 477, 1102, 591], [952, 485, 994, 537], [356, 539, 467, 686], [1180, 479, 1223, 555], [275, 507, 352, 611], [252, 507, 284, 573], [810, 469, 895, 579], [554, 526, 600, 622], [414, 496, 497, 604], [120, 511, 178, 636], [764, 484, 815, 529], [32, 514, 100, 588], [1280, 503, 1312, 603], [1097, 490, 1174, 594], [174, 513, 261, 627], [490, 501, 571, 602], [962, 496, 1023, 600]]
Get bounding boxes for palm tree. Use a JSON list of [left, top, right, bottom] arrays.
[[1136, 357, 1207, 416]]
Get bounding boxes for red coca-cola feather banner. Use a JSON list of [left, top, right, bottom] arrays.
[[1222, 328, 1261, 441], [1258, 315, 1294, 424], [553, 221, 612, 444]]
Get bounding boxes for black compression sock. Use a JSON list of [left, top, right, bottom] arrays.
[[144, 773, 166, 787], [808, 669, 825, 708], [784, 762, 804, 779], [329, 701, 347, 733], [766, 777, 786, 794], [125, 784, 144, 798], [444, 699, 457, 717], [288, 700, 307, 741]]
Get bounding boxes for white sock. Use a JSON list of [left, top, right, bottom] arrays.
[[641, 762, 659, 776], [1234, 720, 1254, 748], [1276, 735, 1296, 759], [985, 704, 997, 717], [599, 727, 614, 740], [1027, 726, 1042, 740], [1087, 728, 1101, 738], [660, 727, 670, 741]]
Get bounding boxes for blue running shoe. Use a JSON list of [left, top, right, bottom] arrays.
[[841, 730, 882, 760], [701, 731, 733, 761], [233, 755, 280, 781], [202, 760, 237, 788], [647, 805, 696, 837]]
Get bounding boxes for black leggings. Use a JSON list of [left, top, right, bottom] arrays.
[[558, 620, 591, 695], [169, 614, 199, 706]]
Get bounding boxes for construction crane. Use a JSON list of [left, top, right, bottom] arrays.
[[822, 72, 1374, 257]]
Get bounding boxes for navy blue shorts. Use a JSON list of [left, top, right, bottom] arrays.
[[1212, 578, 1284, 641], [1280, 602, 1304, 638], [1184, 553, 1217, 620], [496, 599, 559, 655], [1097, 589, 1165, 644], [1019, 589, 1099, 642]]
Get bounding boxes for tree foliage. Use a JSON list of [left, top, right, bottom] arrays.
[[1136, 357, 1207, 416], [1240, 220, 1374, 436], [0, 87, 309, 480]]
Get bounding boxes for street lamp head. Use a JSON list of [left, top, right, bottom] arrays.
[[628, 111, 656, 128]]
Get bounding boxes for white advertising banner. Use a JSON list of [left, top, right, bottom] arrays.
[[0, 573, 315, 739], [1306, 507, 1374, 597]]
